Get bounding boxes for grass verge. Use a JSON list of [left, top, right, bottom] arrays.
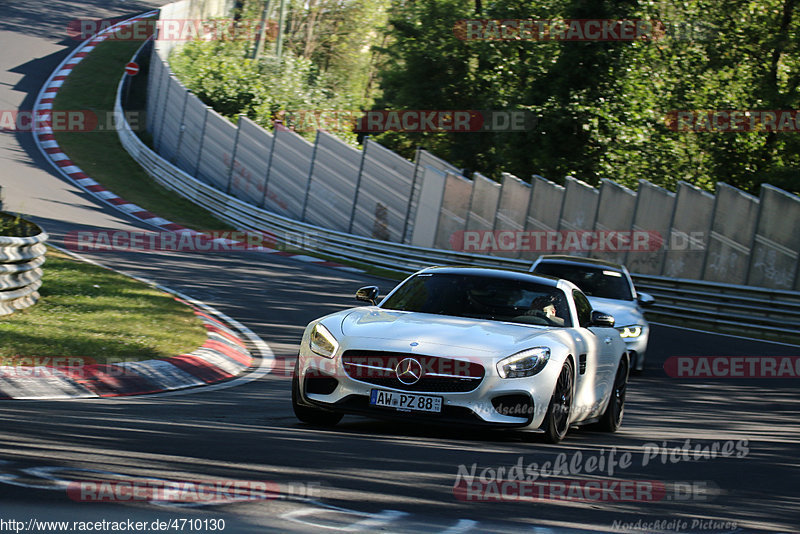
[[0, 249, 207, 363], [53, 36, 232, 232]]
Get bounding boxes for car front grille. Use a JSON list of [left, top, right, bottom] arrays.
[[341, 350, 484, 393]]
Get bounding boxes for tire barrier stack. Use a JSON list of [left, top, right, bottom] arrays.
[[0, 217, 47, 316]]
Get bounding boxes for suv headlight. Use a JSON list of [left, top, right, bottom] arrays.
[[497, 347, 550, 378], [309, 323, 339, 358], [618, 325, 644, 338]]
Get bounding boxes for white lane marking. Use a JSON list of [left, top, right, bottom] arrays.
[[440, 519, 478, 533], [345, 510, 408, 531], [651, 322, 800, 348], [281, 503, 408, 532]]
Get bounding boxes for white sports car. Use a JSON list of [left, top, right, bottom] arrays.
[[292, 267, 630, 443]]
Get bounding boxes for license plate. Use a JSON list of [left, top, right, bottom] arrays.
[[369, 389, 442, 413]]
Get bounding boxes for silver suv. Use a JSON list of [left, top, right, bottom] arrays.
[[530, 255, 654, 373]]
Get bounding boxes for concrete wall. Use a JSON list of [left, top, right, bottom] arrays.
[[434, 173, 472, 250], [748, 185, 800, 290], [663, 182, 715, 279], [521, 175, 565, 261], [625, 180, 676, 276], [703, 183, 759, 284], [592, 179, 637, 265], [409, 150, 456, 248], [303, 131, 361, 232], [557, 177, 599, 258], [466, 173, 501, 232]]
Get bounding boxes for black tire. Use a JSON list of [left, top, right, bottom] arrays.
[[597, 354, 629, 432], [291, 361, 343, 427], [541, 359, 574, 444]]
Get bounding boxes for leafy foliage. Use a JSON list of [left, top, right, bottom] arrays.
[[375, 0, 800, 195], [170, 0, 800, 196], [169, 2, 390, 145]]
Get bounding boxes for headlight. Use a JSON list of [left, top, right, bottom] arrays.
[[618, 325, 644, 338], [496, 347, 550, 379], [309, 323, 339, 358]]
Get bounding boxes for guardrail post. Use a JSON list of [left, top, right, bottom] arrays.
[[154, 75, 174, 153], [300, 130, 320, 222], [743, 186, 765, 286], [260, 124, 279, 208], [554, 176, 569, 233], [226, 114, 244, 195], [147, 54, 165, 138], [172, 91, 190, 165], [400, 146, 422, 244], [662, 184, 681, 276], [348, 135, 369, 234], [699, 183, 721, 280], [464, 171, 477, 232], [622, 179, 644, 267], [193, 106, 210, 178]]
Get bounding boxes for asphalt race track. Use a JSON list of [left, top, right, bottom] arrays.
[[1, 2, 799, 533]]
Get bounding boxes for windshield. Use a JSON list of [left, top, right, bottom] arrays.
[[381, 272, 572, 327], [533, 262, 633, 301]]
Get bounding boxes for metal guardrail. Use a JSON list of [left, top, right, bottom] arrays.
[[114, 49, 800, 345], [632, 274, 800, 340], [0, 220, 48, 316]]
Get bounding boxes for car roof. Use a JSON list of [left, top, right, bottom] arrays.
[[419, 266, 562, 287], [534, 254, 625, 272]]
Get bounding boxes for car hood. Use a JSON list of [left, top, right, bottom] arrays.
[[587, 296, 645, 327], [339, 308, 556, 356]]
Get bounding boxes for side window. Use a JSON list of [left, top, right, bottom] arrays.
[[573, 290, 592, 328]]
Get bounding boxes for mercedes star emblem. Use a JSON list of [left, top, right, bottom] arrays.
[[395, 358, 423, 385]]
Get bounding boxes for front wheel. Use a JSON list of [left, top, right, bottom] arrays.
[[541, 359, 574, 444], [292, 361, 343, 427], [597, 354, 629, 432]]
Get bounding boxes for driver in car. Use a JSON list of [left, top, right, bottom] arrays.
[[526, 294, 566, 326]]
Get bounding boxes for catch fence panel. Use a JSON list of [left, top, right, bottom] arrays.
[[265, 126, 313, 219], [350, 138, 415, 242], [304, 131, 361, 232], [747, 185, 800, 290], [702, 183, 759, 284], [625, 180, 676, 276], [195, 108, 237, 191], [228, 116, 273, 207], [592, 179, 637, 264], [663, 181, 714, 279]]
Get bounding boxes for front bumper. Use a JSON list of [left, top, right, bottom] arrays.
[[296, 347, 564, 430]]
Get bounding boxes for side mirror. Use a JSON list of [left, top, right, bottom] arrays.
[[637, 292, 655, 307], [590, 310, 615, 328], [355, 286, 379, 305]]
